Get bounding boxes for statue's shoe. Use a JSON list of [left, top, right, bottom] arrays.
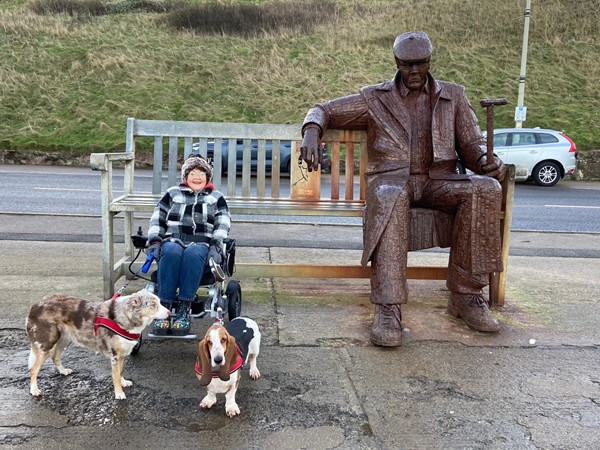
[[447, 293, 501, 332], [370, 304, 403, 347]]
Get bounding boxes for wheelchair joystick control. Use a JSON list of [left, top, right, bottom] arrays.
[[131, 226, 148, 249]]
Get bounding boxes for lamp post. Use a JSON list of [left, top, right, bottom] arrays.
[[515, 0, 532, 128]]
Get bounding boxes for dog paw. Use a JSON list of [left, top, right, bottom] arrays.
[[114, 391, 127, 400], [58, 367, 73, 376], [200, 397, 216, 409], [249, 368, 261, 380], [30, 386, 42, 397], [121, 378, 133, 388], [226, 404, 240, 417]]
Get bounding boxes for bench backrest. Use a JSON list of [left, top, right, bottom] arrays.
[[126, 118, 367, 202]]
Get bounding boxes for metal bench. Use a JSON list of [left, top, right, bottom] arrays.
[[91, 118, 516, 305]]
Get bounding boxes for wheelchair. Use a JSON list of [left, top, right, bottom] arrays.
[[128, 228, 242, 354]]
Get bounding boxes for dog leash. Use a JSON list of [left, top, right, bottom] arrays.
[[110, 281, 131, 300], [214, 306, 224, 325]]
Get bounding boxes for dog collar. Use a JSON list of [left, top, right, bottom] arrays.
[[94, 317, 140, 341], [194, 345, 243, 377]]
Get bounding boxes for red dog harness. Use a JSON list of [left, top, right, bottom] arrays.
[[94, 317, 140, 341], [194, 344, 244, 377]]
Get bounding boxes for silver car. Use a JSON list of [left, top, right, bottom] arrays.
[[489, 128, 577, 187]]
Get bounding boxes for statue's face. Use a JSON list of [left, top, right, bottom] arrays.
[[396, 58, 430, 91]]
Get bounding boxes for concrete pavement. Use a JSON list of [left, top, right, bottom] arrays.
[[1, 214, 599, 449]]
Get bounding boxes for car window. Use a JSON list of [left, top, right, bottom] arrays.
[[494, 133, 509, 146], [537, 133, 559, 144], [511, 132, 537, 146]]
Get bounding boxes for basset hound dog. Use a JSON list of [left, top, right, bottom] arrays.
[[195, 317, 261, 417]]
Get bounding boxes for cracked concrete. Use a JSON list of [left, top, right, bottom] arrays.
[[0, 215, 599, 449]]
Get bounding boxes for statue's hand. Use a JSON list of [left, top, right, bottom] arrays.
[[479, 155, 507, 182], [300, 126, 322, 172]]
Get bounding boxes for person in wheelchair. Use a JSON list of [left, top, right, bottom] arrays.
[[147, 154, 231, 336]]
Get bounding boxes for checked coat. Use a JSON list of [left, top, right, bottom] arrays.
[[148, 182, 230, 245]]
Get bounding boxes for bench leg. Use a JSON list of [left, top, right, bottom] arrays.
[[490, 165, 516, 306], [124, 211, 134, 267], [99, 168, 115, 299], [489, 272, 500, 306]]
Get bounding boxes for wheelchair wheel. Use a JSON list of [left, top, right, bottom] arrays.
[[226, 280, 242, 320], [131, 335, 142, 355], [191, 296, 205, 315]]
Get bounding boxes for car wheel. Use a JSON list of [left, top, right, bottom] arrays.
[[284, 158, 291, 174], [532, 161, 561, 187], [221, 157, 228, 174], [226, 280, 242, 320]]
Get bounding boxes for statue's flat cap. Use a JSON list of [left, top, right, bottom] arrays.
[[393, 31, 433, 61]]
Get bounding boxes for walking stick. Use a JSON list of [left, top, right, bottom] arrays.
[[479, 98, 508, 160]]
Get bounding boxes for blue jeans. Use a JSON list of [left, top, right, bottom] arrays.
[[157, 241, 210, 304]]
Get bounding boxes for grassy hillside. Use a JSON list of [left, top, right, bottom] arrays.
[[1, 0, 599, 154]]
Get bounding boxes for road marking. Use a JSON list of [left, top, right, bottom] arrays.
[[545, 205, 600, 209], [34, 188, 103, 192], [33, 187, 154, 194], [513, 204, 600, 210]]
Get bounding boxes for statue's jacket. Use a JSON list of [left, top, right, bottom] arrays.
[[303, 72, 502, 273]]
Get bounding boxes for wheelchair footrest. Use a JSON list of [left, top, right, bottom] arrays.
[[147, 333, 197, 340]]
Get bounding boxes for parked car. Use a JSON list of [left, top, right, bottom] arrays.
[[193, 140, 330, 174], [192, 139, 292, 174], [320, 143, 331, 172], [484, 128, 577, 187]]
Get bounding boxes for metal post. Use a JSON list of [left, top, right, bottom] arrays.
[[515, 0, 532, 128]]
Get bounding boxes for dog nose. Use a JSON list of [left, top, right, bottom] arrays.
[[214, 356, 223, 365]]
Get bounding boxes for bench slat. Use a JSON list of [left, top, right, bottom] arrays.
[[345, 139, 355, 200], [331, 142, 340, 200], [234, 264, 447, 279], [152, 137, 163, 194], [109, 194, 365, 216], [133, 120, 301, 140], [271, 140, 282, 198]]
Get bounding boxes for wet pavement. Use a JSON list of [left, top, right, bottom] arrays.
[[1, 214, 599, 449]]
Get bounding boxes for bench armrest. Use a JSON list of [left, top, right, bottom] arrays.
[[90, 152, 134, 171]]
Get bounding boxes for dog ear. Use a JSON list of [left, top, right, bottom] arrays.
[[126, 292, 142, 308], [219, 334, 237, 382], [197, 339, 213, 386]]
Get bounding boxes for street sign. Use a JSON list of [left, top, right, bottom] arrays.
[[515, 106, 527, 122]]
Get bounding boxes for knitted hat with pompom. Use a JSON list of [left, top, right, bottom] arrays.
[[181, 155, 213, 182]]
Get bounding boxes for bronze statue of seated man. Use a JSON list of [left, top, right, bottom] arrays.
[[300, 31, 507, 346]]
